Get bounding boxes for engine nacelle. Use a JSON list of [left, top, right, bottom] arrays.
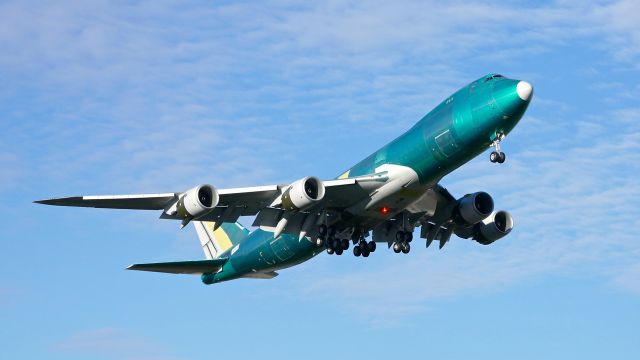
[[281, 176, 325, 212], [176, 184, 219, 220], [474, 210, 514, 245], [458, 191, 494, 225]]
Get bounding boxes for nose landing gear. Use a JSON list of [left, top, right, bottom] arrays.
[[489, 132, 506, 164]]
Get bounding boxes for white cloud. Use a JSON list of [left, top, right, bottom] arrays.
[[2, 0, 640, 195]]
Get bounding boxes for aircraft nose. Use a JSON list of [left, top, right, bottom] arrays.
[[490, 78, 533, 129], [516, 81, 533, 101]]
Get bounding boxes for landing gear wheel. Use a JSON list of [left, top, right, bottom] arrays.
[[353, 245, 361, 257], [318, 224, 327, 236], [393, 242, 402, 253], [341, 239, 349, 250], [335, 247, 343, 255], [401, 242, 411, 254], [362, 248, 370, 257], [332, 238, 341, 250], [497, 152, 506, 163], [490, 151, 499, 163], [396, 231, 405, 242], [368, 241, 376, 252], [404, 231, 413, 242], [326, 247, 334, 255]]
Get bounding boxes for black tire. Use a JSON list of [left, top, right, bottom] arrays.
[[368, 241, 376, 252], [335, 247, 343, 255], [402, 242, 411, 254], [490, 151, 498, 163], [341, 239, 349, 250], [393, 242, 402, 253], [353, 245, 361, 257], [332, 238, 341, 250], [318, 224, 327, 236], [362, 248, 370, 257], [327, 247, 334, 255], [326, 237, 334, 249], [497, 152, 506, 163], [405, 231, 413, 242], [396, 231, 405, 242]]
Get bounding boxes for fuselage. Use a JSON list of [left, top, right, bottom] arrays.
[[204, 74, 532, 284]]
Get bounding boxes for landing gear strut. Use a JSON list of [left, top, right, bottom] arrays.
[[489, 132, 506, 164]]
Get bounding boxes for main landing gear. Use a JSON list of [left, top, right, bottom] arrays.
[[353, 235, 376, 258], [317, 226, 376, 257], [318, 225, 352, 256], [489, 132, 506, 164], [392, 231, 412, 254]]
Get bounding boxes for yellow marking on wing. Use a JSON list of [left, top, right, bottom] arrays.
[[206, 222, 233, 252], [338, 170, 351, 179]]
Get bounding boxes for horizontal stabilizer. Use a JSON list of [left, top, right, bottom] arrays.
[[126, 258, 227, 274]]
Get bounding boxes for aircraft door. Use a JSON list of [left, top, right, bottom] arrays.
[[434, 128, 459, 157]]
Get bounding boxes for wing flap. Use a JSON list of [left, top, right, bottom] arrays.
[[126, 259, 227, 274]]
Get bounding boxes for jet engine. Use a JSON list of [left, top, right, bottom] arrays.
[[458, 191, 494, 224], [176, 184, 219, 220], [281, 176, 325, 212], [474, 210, 514, 245]]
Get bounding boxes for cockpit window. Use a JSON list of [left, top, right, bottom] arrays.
[[484, 74, 504, 82]]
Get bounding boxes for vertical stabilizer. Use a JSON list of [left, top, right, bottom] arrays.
[[194, 221, 250, 259]]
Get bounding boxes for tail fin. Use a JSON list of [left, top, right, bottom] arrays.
[[194, 221, 250, 259]]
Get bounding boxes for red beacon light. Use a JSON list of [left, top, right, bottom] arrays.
[[380, 206, 390, 215]]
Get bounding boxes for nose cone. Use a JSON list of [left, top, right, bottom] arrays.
[[516, 81, 533, 101], [492, 79, 533, 115]]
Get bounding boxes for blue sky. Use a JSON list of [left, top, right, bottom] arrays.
[[1, 0, 639, 359]]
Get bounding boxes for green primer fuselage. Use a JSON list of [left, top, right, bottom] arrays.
[[203, 74, 531, 284]]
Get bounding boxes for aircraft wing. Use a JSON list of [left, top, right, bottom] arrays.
[[35, 174, 382, 221], [34, 193, 178, 210]]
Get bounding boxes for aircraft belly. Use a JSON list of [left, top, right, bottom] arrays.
[[346, 164, 429, 219], [222, 230, 321, 279]]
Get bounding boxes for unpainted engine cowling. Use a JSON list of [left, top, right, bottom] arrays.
[[176, 184, 219, 220], [281, 176, 325, 212], [474, 210, 514, 245], [458, 191, 494, 225]]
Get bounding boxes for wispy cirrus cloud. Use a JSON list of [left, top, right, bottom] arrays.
[[2, 0, 640, 327]]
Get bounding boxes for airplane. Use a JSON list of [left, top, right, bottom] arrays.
[[35, 73, 533, 284]]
